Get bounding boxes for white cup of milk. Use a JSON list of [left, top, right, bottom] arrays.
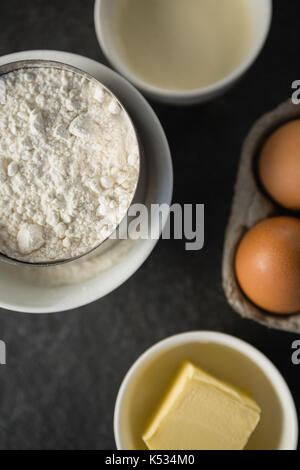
[[114, 331, 298, 450], [94, 0, 272, 105]]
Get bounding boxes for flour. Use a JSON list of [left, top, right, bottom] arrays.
[[0, 67, 140, 263]]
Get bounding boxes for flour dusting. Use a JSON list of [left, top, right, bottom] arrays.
[[0, 67, 139, 263]]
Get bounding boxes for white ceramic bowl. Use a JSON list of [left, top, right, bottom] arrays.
[[0, 50, 173, 313], [94, 0, 272, 105], [114, 332, 298, 450]]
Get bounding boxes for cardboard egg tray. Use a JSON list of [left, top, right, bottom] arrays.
[[222, 100, 300, 333]]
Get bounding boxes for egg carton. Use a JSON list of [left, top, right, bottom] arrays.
[[222, 99, 300, 333]]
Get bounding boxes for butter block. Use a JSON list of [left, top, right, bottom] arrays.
[[142, 361, 261, 450]]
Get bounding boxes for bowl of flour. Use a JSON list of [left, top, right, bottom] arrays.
[[0, 50, 173, 313], [0, 60, 140, 264]]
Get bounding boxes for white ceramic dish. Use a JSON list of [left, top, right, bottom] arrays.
[[94, 0, 272, 105], [0, 50, 173, 314], [114, 332, 298, 450]]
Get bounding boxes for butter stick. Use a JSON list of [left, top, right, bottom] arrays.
[[143, 361, 261, 450]]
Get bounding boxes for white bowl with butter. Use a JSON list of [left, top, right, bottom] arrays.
[[114, 332, 298, 450], [94, 0, 272, 105]]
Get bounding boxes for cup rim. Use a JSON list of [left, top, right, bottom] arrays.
[[94, 0, 273, 100], [114, 331, 298, 450]]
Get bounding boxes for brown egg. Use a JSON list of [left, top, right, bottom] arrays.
[[258, 120, 300, 210], [235, 217, 300, 315]]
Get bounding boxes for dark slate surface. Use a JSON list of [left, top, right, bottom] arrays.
[[0, 0, 299, 450]]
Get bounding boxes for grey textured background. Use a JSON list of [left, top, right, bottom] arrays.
[[0, 0, 299, 450]]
